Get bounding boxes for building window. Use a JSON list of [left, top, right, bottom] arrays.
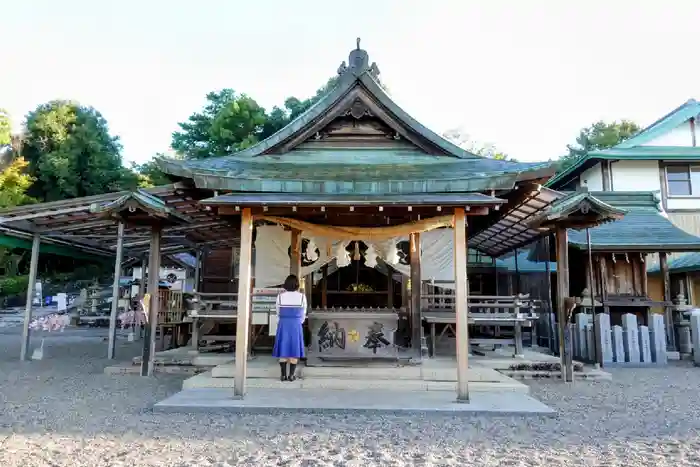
[[666, 165, 700, 197]]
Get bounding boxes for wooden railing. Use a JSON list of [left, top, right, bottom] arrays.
[[156, 290, 186, 324]]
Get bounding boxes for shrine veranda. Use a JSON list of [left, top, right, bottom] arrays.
[[2, 41, 700, 407]]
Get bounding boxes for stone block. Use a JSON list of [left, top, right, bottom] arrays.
[[594, 313, 613, 364], [638, 325, 652, 363], [622, 313, 640, 363], [650, 314, 667, 364], [585, 324, 595, 362], [691, 310, 700, 366], [612, 325, 625, 363]]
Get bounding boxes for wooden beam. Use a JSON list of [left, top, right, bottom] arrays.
[[454, 207, 470, 401], [19, 233, 41, 361], [234, 208, 254, 397], [659, 252, 676, 351], [141, 225, 162, 377], [555, 226, 573, 382], [290, 228, 301, 278], [410, 232, 423, 359], [107, 222, 125, 360]]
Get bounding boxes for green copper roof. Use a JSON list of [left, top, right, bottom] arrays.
[[200, 192, 504, 206], [616, 99, 700, 148], [90, 190, 192, 225], [546, 99, 700, 189], [648, 252, 700, 274], [567, 191, 700, 252], [158, 43, 555, 194], [528, 191, 626, 230]]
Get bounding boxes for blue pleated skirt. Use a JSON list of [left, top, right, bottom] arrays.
[[272, 306, 305, 359]]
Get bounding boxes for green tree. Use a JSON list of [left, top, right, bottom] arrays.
[[171, 90, 268, 159], [171, 77, 342, 160], [21, 100, 134, 201], [561, 120, 641, 169], [0, 109, 11, 148], [0, 157, 36, 208], [130, 154, 175, 188]]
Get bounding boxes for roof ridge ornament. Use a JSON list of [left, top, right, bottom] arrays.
[[337, 37, 380, 80]]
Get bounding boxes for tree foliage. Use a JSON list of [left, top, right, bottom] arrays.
[[560, 120, 641, 170], [442, 127, 514, 161], [130, 154, 175, 188], [21, 101, 135, 201], [172, 77, 341, 159], [0, 157, 36, 208]]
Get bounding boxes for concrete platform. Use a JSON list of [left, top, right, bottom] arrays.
[[154, 387, 554, 416]]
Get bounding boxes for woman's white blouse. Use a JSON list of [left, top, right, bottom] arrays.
[[275, 291, 308, 320]]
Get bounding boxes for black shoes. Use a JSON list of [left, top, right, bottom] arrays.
[[279, 362, 298, 382]]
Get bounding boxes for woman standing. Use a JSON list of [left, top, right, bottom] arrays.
[[272, 274, 307, 381]]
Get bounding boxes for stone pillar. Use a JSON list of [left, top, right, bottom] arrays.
[[108, 221, 125, 360], [622, 313, 640, 363], [20, 233, 41, 361], [690, 310, 700, 366], [650, 313, 667, 364], [594, 313, 613, 365], [234, 208, 254, 398], [639, 325, 652, 363], [453, 207, 469, 402], [574, 313, 589, 359], [612, 325, 624, 363]]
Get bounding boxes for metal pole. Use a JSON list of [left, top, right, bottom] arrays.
[[108, 222, 125, 359], [20, 233, 41, 361]]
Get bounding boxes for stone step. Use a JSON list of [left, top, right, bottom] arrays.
[[105, 363, 208, 376], [209, 363, 511, 383], [183, 371, 530, 393]]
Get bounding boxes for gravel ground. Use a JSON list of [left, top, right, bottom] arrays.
[[1, 328, 700, 466]]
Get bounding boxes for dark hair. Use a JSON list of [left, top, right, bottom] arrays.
[[283, 274, 300, 292]]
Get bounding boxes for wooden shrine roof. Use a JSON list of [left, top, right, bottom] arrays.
[[0, 183, 240, 260], [157, 41, 556, 195]]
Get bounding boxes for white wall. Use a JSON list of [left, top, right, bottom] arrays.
[[610, 160, 661, 192], [641, 121, 694, 147], [580, 163, 604, 190], [667, 197, 700, 211]]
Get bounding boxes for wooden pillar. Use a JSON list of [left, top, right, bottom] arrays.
[[409, 232, 423, 359], [686, 272, 695, 306], [387, 271, 394, 308], [454, 207, 469, 401], [555, 226, 573, 382], [659, 252, 676, 351], [544, 237, 553, 351], [141, 225, 162, 376], [321, 264, 328, 308], [514, 248, 520, 294], [234, 209, 254, 397], [599, 255, 610, 314], [19, 233, 41, 361], [194, 249, 202, 292], [290, 228, 301, 278], [108, 222, 125, 360]]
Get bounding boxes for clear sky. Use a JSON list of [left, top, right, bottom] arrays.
[[2, 1, 699, 164]]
